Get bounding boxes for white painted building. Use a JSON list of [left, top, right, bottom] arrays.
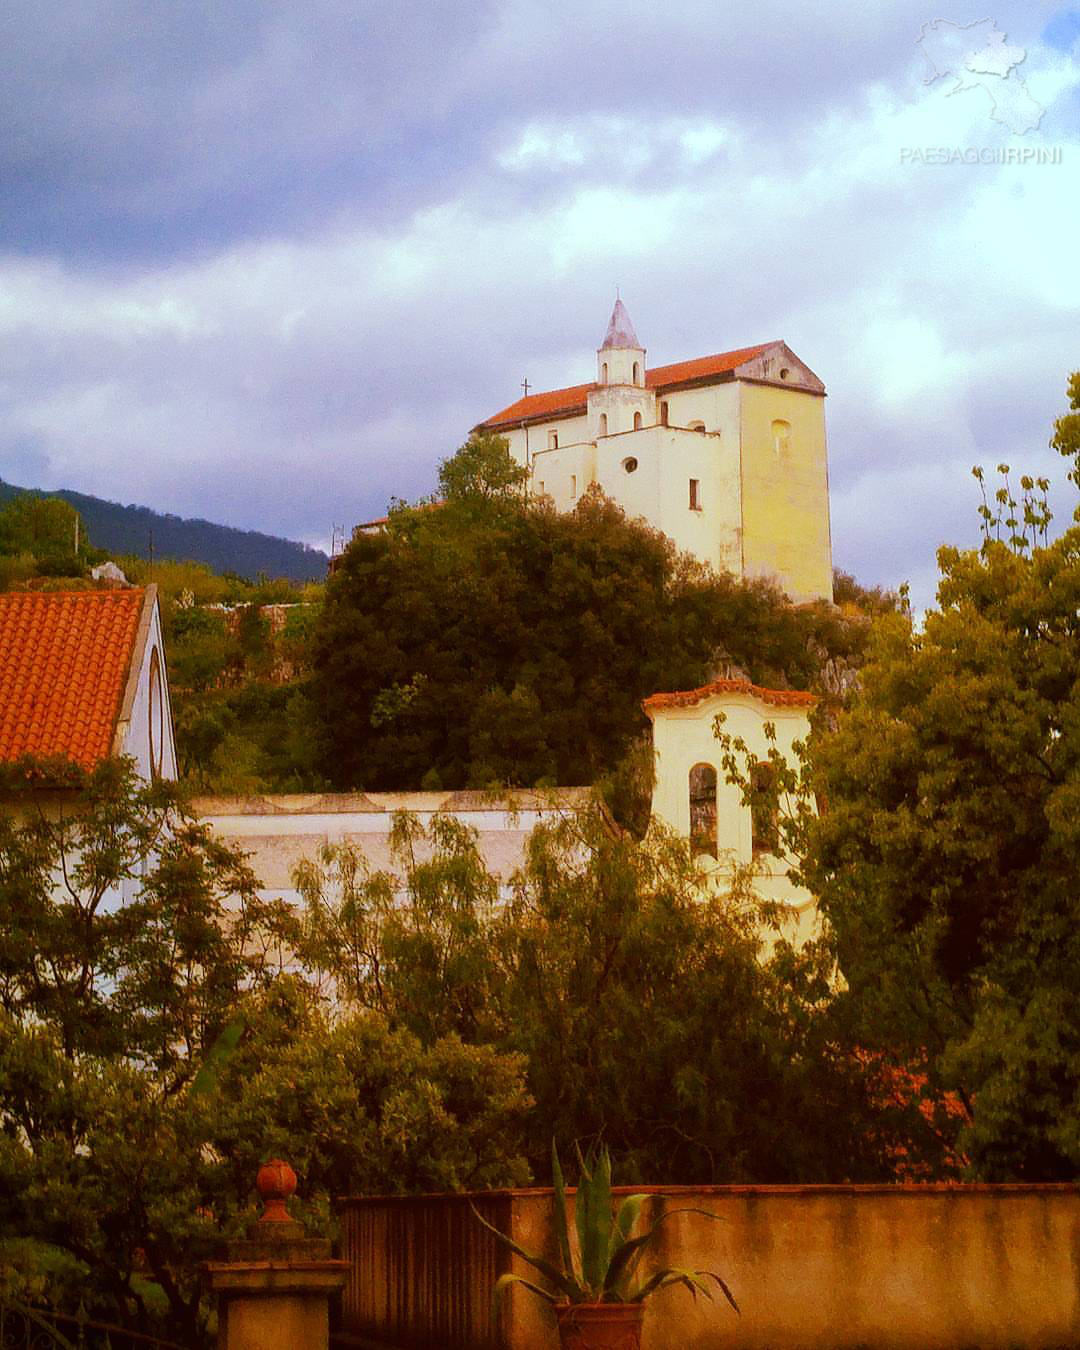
[[0, 586, 177, 906], [193, 788, 595, 907], [475, 301, 834, 604], [644, 678, 817, 942], [0, 586, 176, 784], [196, 682, 818, 942]]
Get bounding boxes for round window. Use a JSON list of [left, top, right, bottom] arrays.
[[623, 457, 638, 473], [779, 367, 790, 380]]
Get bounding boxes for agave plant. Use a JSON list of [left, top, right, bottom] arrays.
[[472, 1143, 739, 1312]]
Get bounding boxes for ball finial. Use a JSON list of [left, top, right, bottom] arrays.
[[255, 1159, 298, 1224]]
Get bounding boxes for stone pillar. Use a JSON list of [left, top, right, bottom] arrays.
[[205, 1159, 348, 1350]]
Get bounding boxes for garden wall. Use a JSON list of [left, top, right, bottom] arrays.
[[336, 1183, 1080, 1350]]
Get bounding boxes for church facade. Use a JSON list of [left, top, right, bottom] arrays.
[[475, 301, 834, 604]]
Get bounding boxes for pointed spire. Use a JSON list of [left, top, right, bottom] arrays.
[[600, 297, 640, 350]]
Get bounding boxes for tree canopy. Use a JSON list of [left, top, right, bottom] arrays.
[[0, 761, 530, 1344], [293, 804, 950, 1186], [784, 373, 1080, 1179], [309, 433, 870, 795]]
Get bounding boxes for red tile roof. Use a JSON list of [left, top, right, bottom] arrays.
[[478, 344, 774, 429], [642, 678, 817, 713], [0, 589, 147, 770]]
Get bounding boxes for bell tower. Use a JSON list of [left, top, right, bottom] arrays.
[[588, 298, 655, 439]]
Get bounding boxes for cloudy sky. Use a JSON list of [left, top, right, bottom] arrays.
[[2, 1, 1078, 607]]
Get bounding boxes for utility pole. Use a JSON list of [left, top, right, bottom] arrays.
[[521, 376, 531, 472]]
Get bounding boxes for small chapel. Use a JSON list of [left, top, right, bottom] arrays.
[[475, 300, 834, 605]]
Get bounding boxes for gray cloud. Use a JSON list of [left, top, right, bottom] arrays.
[[0, 0, 1077, 615]]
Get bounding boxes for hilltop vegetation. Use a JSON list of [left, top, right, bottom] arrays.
[[0, 442, 894, 802], [308, 433, 890, 804], [0, 478, 327, 582]]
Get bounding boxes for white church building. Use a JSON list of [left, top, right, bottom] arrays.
[[475, 300, 834, 605]]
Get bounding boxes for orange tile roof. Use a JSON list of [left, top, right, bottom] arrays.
[[478, 344, 774, 429], [0, 589, 146, 770], [642, 678, 817, 713]]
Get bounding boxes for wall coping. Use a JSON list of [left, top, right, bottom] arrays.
[[338, 1181, 1080, 1208]]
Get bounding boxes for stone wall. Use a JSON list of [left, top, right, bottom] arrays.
[[337, 1183, 1080, 1349]]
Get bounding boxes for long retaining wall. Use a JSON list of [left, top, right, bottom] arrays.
[[337, 1183, 1080, 1349]]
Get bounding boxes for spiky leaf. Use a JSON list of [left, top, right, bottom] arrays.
[[551, 1142, 576, 1284], [470, 1204, 579, 1300], [581, 1146, 613, 1292], [491, 1272, 560, 1319]]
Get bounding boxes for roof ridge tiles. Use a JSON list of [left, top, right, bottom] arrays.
[[478, 342, 777, 429], [642, 678, 817, 713]]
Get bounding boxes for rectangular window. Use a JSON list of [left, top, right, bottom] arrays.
[[660, 401, 669, 427], [689, 478, 701, 510], [538, 480, 545, 496]]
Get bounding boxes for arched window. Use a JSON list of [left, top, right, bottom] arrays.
[[570, 474, 577, 498], [599, 413, 608, 436], [689, 763, 718, 858], [632, 361, 640, 385], [148, 647, 164, 779], [548, 430, 558, 449], [633, 411, 642, 430], [602, 362, 609, 384], [660, 401, 669, 427], [751, 761, 779, 854], [772, 419, 791, 456]]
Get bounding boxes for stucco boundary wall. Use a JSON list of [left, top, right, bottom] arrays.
[[336, 1183, 1080, 1350]]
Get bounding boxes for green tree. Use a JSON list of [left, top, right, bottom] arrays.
[[310, 435, 870, 797], [293, 803, 944, 1184], [0, 761, 531, 1342], [785, 374, 1080, 1179], [207, 984, 532, 1198], [0, 758, 291, 1339], [435, 427, 529, 504], [0, 495, 87, 570]]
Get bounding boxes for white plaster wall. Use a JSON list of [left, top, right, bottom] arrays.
[[661, 381, 742, 437], [646, 691, 815, 936], [193, 792, 592, 908], [499, 372, 830, 603], [587, 381, 656, 439], [118, 601, 178, 782], [596, 345, 645, 388], [504, 414, 590, 471], [592, 426, 741, 573], [528, 439, 598, 511]]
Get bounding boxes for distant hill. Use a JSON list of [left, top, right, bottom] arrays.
[[0, 480, 329, 583]]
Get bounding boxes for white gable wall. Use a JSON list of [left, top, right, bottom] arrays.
[[646, 690, 817, 941], [115, 593, 178, 782]]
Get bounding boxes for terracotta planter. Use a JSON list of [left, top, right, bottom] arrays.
[[555, 1301, 644, 1350]]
